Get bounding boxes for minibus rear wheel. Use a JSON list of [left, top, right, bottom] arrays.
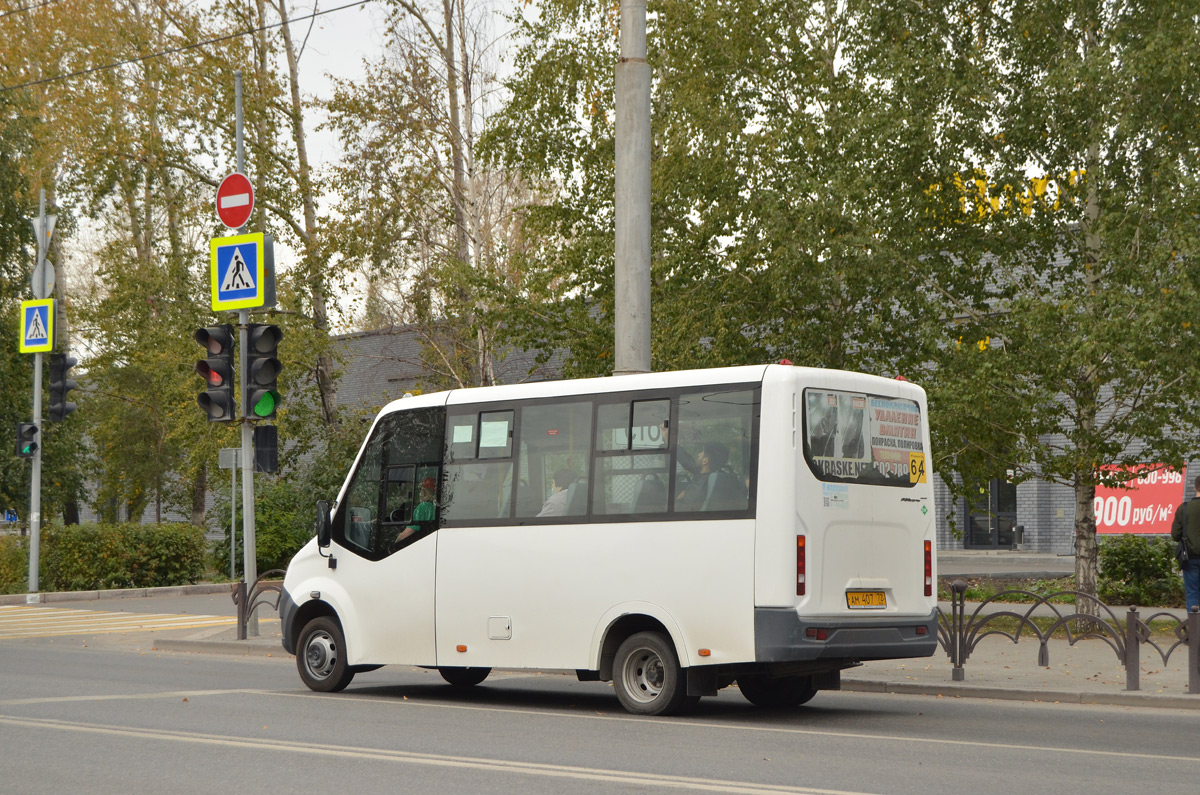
[[612, 631, 689, 716], [736, 674, 816, 708]]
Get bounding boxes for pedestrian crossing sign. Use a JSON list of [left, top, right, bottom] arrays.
[[18, 299, 53, 353], [210, 232, 275, 311]]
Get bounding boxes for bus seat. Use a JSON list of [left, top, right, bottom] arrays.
[[566, 481, 587, 516], [633, 476, 667, 514]]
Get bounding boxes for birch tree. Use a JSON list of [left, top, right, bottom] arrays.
[[326, 0, 532, 389]]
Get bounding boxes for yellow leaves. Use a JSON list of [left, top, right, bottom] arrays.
[[925, 171, 1079, 224], [977, 336, 991, 352]]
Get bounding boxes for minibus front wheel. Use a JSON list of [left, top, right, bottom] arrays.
[[297, 616, 355, 693]]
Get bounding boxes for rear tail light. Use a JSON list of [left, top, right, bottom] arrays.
[[797, 535, 806, 596], [924, 540, 933, 597]]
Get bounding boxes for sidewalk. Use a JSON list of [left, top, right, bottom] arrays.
[[938, 549, 1076, 578], [842, 635, 1199, 710]]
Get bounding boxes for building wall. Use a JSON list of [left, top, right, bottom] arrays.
[[934, 460, 1200, 554]]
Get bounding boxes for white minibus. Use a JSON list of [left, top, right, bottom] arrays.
[[279, 364, 938, 715]]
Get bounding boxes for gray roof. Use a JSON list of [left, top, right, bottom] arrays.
[[332, 325, 564, 412]]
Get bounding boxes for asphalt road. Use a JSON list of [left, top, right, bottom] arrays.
[[0, 635, 1196, 795]]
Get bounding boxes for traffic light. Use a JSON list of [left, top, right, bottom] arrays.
[[254, 424, 278, 473], [15, 423, 38, 458], [47, 353, 78, 422], [244, 323, 282, 420], [195, 324, 236, 422]]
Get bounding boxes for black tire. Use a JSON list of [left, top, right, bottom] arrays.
[[438, 667, 492, 687], [612, 631, 689, 716], [736, 674, 817, 708], [296, 616, 355, 693]]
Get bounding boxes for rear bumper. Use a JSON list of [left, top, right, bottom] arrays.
[[754, 607, 938, 663]]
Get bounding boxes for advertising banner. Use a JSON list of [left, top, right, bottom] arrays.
[[805, 390, 926, 486], [1094, 464, 1186, 535]]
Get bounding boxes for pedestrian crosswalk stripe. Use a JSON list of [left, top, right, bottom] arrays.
[[0, 605, 238, 639]]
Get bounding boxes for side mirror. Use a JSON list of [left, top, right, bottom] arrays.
[[315, 500, 332, 548]]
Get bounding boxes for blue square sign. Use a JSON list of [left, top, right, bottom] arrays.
[[19, 299, 53, 353], [210, 233, 275, 311]]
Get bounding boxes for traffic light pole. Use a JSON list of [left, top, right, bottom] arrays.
[[28, 351, 42, 595], [239, 312, 257, 637], [27, 190, 50, 596], [235, 72, 258, 637]]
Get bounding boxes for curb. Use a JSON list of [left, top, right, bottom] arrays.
[[840, 678, 1200, 710], [152, 638, 288, 658], [0, 582, 233, 606]]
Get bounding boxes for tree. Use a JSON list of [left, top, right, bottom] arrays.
[[858, 0, 1200, 606], [0, 93, 36, 517], [326, 0, 534, 389], [489, 0, 942, 378], [54, 0, 226, 523], [493, 0, 1200, 606]]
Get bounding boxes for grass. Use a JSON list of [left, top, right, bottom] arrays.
[[938, 576, 1076, 603]]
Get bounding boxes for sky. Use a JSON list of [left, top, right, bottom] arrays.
[[56, 0, 516, 335], [290, 0, 390, 170]]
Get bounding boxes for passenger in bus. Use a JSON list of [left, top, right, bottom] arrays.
[[676, 442, 744, 511], [394, 477, 437, 546], [537, 468, 578, 517]]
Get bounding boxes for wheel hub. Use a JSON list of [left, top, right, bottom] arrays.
[[626, 649, 665, 702], [305, 631, 337, 679]]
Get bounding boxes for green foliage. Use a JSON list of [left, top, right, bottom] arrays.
[[209, 411, 369, 577], [1098, 534, 1184, 608], [0, 536, 27, 595], [38, 523, 206, 592], [0, 93, 36, 516]]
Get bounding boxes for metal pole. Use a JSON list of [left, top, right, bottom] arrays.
[[613, 0, 651, 376], [1189, 606, 1199, 695], [27, 189, 48, 596], [1124, 607, 1139, 691], [234, 71, 258, 636], [230, 450, 237, 581], [951, 580, 965, 680]]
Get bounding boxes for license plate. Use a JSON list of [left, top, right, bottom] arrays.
[[846, 590, 886, 609]]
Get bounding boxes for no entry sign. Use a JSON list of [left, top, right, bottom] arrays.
[[216, 172, 254, 229]]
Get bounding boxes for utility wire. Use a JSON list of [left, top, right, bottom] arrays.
[[0, 0, 67, 21], [0, 0, 376, 94]]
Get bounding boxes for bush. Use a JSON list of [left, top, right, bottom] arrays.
[[208, 417, 364, 579], [39, 523, 207, 591], [1098, 533, 1184, 607], [0, 535, 27, 595]]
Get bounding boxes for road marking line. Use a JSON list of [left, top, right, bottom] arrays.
[[0, 713, 870, 795], [0, 689, 269, 706], [268, 690, 1200, 764], [0, 605, 237, 639]]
